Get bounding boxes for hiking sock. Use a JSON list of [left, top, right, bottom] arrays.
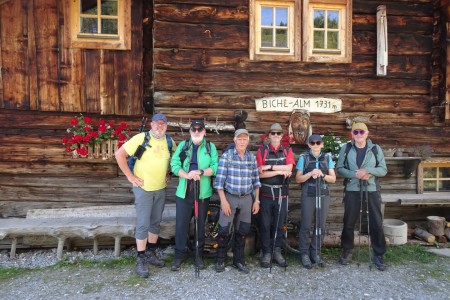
[[137, 250, 145, 257], [147, 242, 157, 252]]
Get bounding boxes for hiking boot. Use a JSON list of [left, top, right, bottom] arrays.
[[136, 255, 149, 278], [339, 249, 353, 265], [260, 252, 271, 268], [373, 255, 386, 271], [170, 258, 183, 271], [233, 262, 250, 274], [145, 250, 165, 268], [301, 254, 312, 269], [273, 247, 287, 267], [215, 262, 225, 273], [195, 256, 205, 270], [310, 254, 324, 267]]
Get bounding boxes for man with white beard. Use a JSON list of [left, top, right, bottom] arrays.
[[170, 120, 219, 271]]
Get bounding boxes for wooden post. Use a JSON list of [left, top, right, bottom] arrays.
[[93, 238, 99, 255], [57, 237, 66, 260], [114, 236, 121, 258], [10, 237, 17, 259]]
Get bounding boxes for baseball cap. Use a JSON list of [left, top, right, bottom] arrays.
[[234, 129, 249, 137], [351, 122, 368, 132], [308, 134, 323, 143], [190, 120, 205, 129], [269, 123, 283, 132], [151, 113, 167, 123]]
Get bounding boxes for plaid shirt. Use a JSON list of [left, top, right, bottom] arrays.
[[214, 148, 261, 194]]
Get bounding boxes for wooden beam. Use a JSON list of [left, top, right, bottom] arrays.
[[0, 0, 11, 6]]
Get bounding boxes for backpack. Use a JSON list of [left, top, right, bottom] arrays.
[[128, 132, 173, 173], [300, 150, 331, 173], [342, 142, 380, 190], [258, 144, 291, 166]]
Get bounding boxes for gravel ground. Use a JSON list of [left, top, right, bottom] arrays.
[[0, 246, 449, 300]]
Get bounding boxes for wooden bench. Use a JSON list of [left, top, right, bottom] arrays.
[[381, 192, 450, 205], [0, 204, 176, 260]]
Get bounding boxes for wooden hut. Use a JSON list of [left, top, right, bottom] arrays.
[[0, 0, 449, 232]]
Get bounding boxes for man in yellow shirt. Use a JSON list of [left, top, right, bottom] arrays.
[[115, 113, 176, 278]]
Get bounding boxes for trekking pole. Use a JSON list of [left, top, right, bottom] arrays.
[[364, 180, 373, 271], [315, 176, 323, 267], [270, 189, 283, 274], [357, 179, 364, 268], [138, 116, 147, 133], [194, 180, 200, 278], [284, 177, 289, 272]]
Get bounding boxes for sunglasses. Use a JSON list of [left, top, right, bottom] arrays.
[[353, 130, 365, 135], [270, 132, 282, 136], [309, 141, 322, 146], [190, 127, 204, 133]]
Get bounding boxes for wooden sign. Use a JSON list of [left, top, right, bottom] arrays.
[[255, 96, 342, 113]]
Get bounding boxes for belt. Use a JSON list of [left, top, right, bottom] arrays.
[[225, 190, 252, 198], [261, 183, 283, 189]]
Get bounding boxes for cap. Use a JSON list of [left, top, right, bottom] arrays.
[[308, 134, 323, 143], [351, 122, 368, 132], [151, 113, 167, 123], [269, 123, 283, 132], [190, 120, 205, 129], [234, 129, 249, 137]]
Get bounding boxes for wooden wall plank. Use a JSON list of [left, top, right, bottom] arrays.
[[84, 50, 101, 113], [154, 3, 248, 25], [0, 4, 3, 108], [154, 92, 432, 113], [114, 51, 131, 115], [0, 162, 118, 176], [27, 0, 38, 110], [128, 0, 144, 115], [100, 50, 115, 114], [154, 71, 430, 94], [34, 0, 60, 111], [0, 0, 29, 109], [154, 49, 431, 79]]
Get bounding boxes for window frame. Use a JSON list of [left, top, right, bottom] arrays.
[[68, 0, 131, 50], [303, 0, 352, 63], [418, 160, 450, 193], [249, 0, 352, 63]]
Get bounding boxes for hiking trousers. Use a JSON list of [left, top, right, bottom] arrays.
[[340, 191, 386, 256]]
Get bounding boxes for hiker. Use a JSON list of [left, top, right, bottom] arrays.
[[214, 129, 261, 274], [115, 113, 176, 278], [256, 123, 294, 268], [336, 122, 388, 271], [169, 120, 219, 271], [295, 134, 336, 269]]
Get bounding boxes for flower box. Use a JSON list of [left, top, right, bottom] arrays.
[[62, 114, 130, 160]]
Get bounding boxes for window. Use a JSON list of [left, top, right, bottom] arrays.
[[68, 0, 131, 50], [420, 162, 450, 192], [250, 0, 352, 63]]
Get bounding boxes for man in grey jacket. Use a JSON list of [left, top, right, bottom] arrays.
[[336, 122, 388, 271]]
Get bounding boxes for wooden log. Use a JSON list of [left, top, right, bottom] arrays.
[[413, 227, 435, 243], [436, 235, 447, 244], [427, 216, 446, 236], [445, 228, 450, 240]]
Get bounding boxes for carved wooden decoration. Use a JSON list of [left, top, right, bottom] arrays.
[[288, 110, 312, 144], [377, 5, 388, 76]]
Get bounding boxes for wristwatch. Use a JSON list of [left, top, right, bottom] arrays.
[[199, 169, 204, 176]]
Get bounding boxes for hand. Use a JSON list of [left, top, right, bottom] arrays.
[[279, 170, 292, 178], [355, 169, 369, 179], [221, 199, 231, 216], [252, 201, 260, 214], [127, 175, 144, 187], [311, 169, 324, 179], [187, 170, 202, 181]]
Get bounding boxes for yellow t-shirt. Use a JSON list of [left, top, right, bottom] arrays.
[[123, 132, 176, 192]]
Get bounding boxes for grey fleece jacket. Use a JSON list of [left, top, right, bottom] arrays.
[[336, 139, 387, 192]]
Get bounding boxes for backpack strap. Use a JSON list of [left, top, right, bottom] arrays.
[[165, 134, 173, 157]]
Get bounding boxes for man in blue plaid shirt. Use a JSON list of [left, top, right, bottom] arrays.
[[214, 129, 261, 274]]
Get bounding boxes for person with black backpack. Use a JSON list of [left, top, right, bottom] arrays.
[[336, 122, 388, 271], [115, 113, 176, 278], [295, 134, 336, 269], [169, 120, 219, 272], [256, 123, 294, 269]]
